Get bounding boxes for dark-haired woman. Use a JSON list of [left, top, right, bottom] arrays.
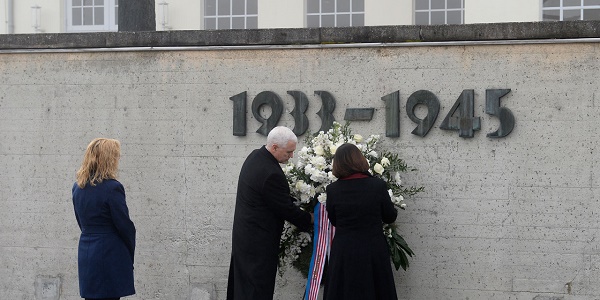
[[324, 143, 398, 300]]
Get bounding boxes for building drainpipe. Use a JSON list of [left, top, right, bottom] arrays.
[[7, 0, 15, 34]]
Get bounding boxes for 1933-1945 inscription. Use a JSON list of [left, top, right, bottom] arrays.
[[230, 89, 515, 139]]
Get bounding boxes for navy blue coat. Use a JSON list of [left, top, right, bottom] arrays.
[[72, 179, 136, 299], [227, 146, 312, 300]]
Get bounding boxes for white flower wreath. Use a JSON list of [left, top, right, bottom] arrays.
[[279, 122, 424, 275]]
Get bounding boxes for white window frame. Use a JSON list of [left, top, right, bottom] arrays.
[[66, 0, 119, 32], [414, 0, 464, 25], [204, 0, 258, 30], [542, 0, 600, 21], [306, 0, 365, 28]]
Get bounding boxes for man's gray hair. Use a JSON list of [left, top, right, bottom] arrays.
[[267, 126, 297, 148]]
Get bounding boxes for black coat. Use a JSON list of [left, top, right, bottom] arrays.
[[227, 146, 312, 300], [324, 174, 398, 300], [72, 179, 136, 299]]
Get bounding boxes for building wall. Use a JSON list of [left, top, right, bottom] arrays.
[[365, 0, 413, 26], [465, 0, 540, 23], [259, 0, 304, 28], [1, 0, 548, 34], [159, 0, 202, 31], [1, 23, 600, 299]]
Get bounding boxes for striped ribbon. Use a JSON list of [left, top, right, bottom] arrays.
[[303, 201, 335, 300]]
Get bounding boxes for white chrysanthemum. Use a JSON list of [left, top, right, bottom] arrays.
[[328, 171, 337, 182], [295, 180, 312, 195], [299, 193, 312, 203], [368, 134, 380, 144], [296, 159, 306, 169], [310, 169, 329, 183], [329, 144, 338, 155], [299, 146, 310, 157], [317, 193, 327, 203], [313, 145, 325, 156], [310, 156, 327, 170], [304, 164, 315, 176]]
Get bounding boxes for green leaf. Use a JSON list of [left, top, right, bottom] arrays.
[[393, 233, 415, 257], [390, 240, 402, 270], [398, 246, 409, 271]]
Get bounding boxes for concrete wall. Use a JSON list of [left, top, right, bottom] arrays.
[[1, 22, 600, 300]]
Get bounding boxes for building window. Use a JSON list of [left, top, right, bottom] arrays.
[[414, 0, 464, 25], [66, 0, 118, 32], [542, 0, 600, 21], [204, 0, 258, 30], [306, 0, 365, 28]]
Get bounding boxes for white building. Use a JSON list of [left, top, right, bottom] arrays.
[[1, 0, 600, 34]]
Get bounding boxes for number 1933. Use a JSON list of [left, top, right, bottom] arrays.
[[231, 89, 514, 139]]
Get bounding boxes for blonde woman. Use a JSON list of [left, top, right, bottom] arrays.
[[72, 138, 136, 300]]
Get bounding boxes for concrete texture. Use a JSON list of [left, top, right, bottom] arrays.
[[0, 21, 599, 50], [1, 23, 600, 299]]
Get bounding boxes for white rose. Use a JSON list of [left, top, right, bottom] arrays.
[[353, 134, 363, 143], [313, 145, 324, 156], [381, 156, 390, 167], [368, 151, 378, 158], [400, 203, 407, 209], [373, 163, 384, 175], [329, 144, 338, 154]]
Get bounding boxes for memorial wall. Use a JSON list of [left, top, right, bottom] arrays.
[[1, 21, 600, 299]]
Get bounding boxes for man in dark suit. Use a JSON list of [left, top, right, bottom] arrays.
[[227, 126, 313, 300]]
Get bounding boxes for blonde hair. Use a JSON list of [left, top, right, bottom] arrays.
[[76, 138, 121, 188]]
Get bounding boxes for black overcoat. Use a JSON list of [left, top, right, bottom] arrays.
[[227, 146, 312, 300], [324, 174, 398, 300], [72, 179, 136, 299]]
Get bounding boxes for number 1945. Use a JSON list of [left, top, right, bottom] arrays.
[[231, 89, 514, 138]]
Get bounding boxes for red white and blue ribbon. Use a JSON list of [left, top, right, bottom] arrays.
[[304, 201, 335, 300]]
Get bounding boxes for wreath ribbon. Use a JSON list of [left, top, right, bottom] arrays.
[[303, 201, 335, 300]]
